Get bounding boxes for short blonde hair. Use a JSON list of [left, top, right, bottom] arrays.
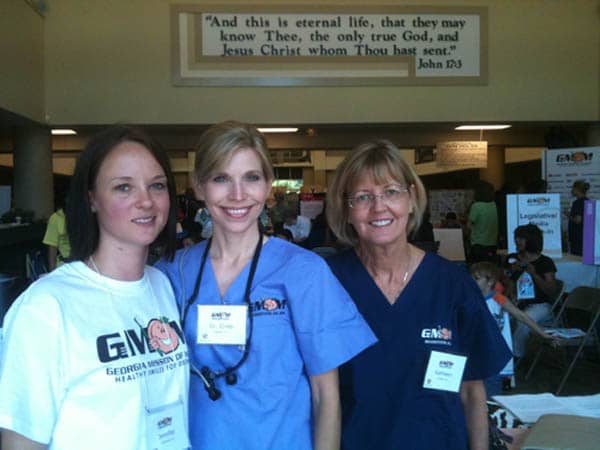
[[469, 261, 500, 284], [194, 121, 274, 184], [326, 140, 427, 247]]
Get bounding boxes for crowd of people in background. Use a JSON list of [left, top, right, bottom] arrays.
[[0, 121, 595, 450]]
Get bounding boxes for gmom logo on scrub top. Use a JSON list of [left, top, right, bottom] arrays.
[[421, 326, 453, 345]]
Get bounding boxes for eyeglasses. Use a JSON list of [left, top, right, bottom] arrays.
[[347, 186, 410, 209]]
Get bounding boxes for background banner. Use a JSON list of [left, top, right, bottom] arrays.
[[506, 193, 562, 256]]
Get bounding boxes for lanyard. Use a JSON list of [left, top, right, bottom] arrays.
[[181, 231, 264, 399], [182, 232, 263, 329]]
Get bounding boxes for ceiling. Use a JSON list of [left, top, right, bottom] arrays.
[[0, 106, 593, 155]]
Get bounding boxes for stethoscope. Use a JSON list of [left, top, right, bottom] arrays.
[[181, 229, 263, 401]]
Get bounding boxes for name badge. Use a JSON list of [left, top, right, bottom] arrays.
[[423, 350, 467, 393], [145, 400, 189, 449], [517, 272, 535, 300], [197, 304, 247, 345]]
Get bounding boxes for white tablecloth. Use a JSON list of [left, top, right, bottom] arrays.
[[554, 253, 600, 293]]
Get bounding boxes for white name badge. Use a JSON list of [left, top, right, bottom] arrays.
[[197, 304, 247, 345], [145, 400, 190, 450], [423, 350, 467, 393]]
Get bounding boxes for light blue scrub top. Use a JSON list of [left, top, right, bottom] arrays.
[[157, 237, 376, 450]]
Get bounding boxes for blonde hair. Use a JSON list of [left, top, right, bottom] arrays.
[[469, 261, 500, 284], [194, 121, 274, 184], [326, 140, 427, 247]]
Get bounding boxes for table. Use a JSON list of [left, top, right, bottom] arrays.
[[433, 228, 466, 261], [501, 428, 529, 450], [553, 253, 600, 293]]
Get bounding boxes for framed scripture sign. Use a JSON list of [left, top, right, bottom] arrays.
[[171, 4, 488, 86]]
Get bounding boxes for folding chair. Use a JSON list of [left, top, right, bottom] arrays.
[[539, 279, 566, 327], [525, 286, 600, 395], [25, 249, 48, 281]]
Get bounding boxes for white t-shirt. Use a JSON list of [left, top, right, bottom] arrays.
[[0, 262, 190, 450], [283, 215, 312, 242], [485, 296, 514, 377]]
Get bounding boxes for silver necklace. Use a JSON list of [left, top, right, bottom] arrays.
[[89, 255, 102, 276], [400, 246, 412, 286]]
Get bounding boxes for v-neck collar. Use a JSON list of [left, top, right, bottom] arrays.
[[203, 238, 270, 304], [350, 248, 428, 308]]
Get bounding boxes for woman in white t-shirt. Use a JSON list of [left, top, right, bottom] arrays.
[[0, 126, 190, 450]]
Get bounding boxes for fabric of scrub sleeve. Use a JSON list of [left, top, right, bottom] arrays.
[[157, 237, 377, 450], [328, 250, 511, 450]]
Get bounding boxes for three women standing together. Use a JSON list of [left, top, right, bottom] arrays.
[[0, 122, 509, 450]]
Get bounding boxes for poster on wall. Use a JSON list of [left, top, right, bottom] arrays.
[[171, 5, 488, 86], [429, 189, 474, 227], [506, 194, 562, 256], [582, 200, 600, 265], [436, 141, 487, 168], [542, 146, 600, 230]]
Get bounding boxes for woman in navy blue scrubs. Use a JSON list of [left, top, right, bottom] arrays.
[[326, 140, 511, 450]]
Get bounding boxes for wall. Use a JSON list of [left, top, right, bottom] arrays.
[[0, 1, 45, 122], [43, 0, 600, 126]]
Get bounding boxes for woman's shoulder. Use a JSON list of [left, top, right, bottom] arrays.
[[156, 240, 208, 270], [265, 237, 327, 266], [419, 251, 465, 274]]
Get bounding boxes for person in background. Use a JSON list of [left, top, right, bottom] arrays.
[[42, 194, 71, 271], [469, 261, 556, 397], [494, 182, 515, 250], [441, 211, 462, 229], [268, 189, 290, 226], [272, 222, 294, 242], [302, 209, 338, 250], [326, 140, 510, 450], [567, 179, 590, 256], [282, 208, 312, 244], [505, 224, 559, 359], [410, 208, 434, 242], [0, 126, 190, 450], [525, 178, 548, 194], [156, 121, 376, 450], [467, 180, 498, 263]]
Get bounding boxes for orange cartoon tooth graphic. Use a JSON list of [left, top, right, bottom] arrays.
[[147, 318, 180, 355]]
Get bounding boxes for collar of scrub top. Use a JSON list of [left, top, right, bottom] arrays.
[[182, 223, 264, 400]]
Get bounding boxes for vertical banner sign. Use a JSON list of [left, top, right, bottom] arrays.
[[583, 200, 600, 265], [506, 194, 562, 256], [542, 146, 600, 231]]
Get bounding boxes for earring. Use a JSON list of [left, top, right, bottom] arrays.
[[91, 205, 97, 213]]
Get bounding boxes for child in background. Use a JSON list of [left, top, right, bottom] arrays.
[[470, 261, 555, 397]]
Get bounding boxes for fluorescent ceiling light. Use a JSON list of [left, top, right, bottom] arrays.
[[455, 125, 512, 130], [51, 129, 77, 135], [257, 127, 299, 133]]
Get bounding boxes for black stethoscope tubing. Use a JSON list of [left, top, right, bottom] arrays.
[[181, 229, 263, 397]]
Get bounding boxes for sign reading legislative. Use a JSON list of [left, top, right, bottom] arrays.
[[506, 194, 562, 256], [171, 5, 487, 86]]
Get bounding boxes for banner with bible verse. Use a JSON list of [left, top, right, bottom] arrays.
[[171, 5, 487, 86]]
